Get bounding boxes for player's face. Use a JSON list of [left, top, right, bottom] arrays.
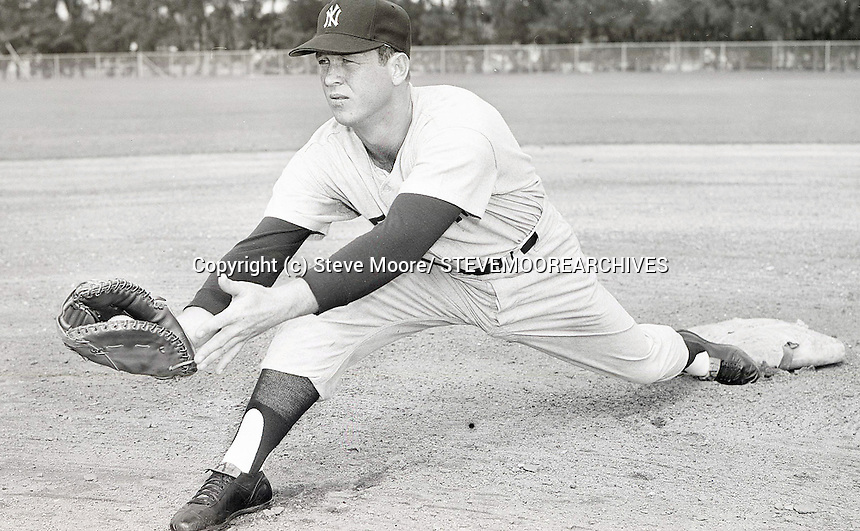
[[316, 50, 394, 128]]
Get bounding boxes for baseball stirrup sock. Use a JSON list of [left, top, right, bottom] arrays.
[[220, 369, 319, 474]]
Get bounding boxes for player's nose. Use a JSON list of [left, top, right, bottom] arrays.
[[322, 66, 344, 86]]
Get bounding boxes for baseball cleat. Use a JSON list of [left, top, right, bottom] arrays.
[[169, 468, 273, 531], [677, 329, 760, 385]]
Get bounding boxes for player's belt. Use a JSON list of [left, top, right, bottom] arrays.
[[520, 232, 539, 254], [462, 232, 539, 276]]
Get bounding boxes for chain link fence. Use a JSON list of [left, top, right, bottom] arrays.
[[2, 41, 859, 80]]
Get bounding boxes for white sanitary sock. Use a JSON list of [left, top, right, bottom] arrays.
[[220, 408, 264, 474], [684, 351, 710, 377]]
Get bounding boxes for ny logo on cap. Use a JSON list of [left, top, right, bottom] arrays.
[[324, 4, 342, 28]]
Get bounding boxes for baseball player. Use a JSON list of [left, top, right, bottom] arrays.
[[168, 1, 760, 529]]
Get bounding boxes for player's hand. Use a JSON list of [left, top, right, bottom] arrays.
[[194, 276, 319, 374]]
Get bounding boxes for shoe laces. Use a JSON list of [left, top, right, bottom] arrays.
[[190, 471, 234, 506]]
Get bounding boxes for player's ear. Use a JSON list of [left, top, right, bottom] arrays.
[[389, 52, 410, 86]]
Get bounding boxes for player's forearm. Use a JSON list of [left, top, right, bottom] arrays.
[[272, 278, 319, 319], [188, 217, 313, 315], [303, 193, 462, 313]]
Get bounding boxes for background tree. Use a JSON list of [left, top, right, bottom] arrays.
[[270, 0, 324, 48], [2, 0, 859, 54], [2, 0, 89, 53], [86, 0, 177, 52]]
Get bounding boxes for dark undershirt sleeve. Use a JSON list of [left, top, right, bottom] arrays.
[[187, 217, 313, 315], [303, 193, 463, 314]]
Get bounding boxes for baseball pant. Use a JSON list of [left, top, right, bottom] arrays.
[[262, 201, 689, 399]]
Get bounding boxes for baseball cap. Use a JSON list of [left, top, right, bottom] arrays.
[[289, 0, 411, 58]]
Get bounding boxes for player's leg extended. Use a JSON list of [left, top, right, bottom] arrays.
[[490, 201, 758, 384], [170, 267, 472, 531], [506, 320, 759, 385]]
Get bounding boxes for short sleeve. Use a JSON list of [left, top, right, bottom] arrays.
[[398, 128, 497, 219], [264, 148, 359, 234]]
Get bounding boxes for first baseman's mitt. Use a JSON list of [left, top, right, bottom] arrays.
[[57, 279, 196, 378]]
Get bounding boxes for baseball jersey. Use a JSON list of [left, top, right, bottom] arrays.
[[264, 85, 546, 260]]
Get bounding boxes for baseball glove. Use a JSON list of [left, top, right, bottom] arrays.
[[57, 279, 196, 378]]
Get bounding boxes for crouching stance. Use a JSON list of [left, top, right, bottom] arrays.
[[169, 1, 759, 529]]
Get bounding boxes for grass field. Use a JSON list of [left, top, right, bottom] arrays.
[[2, 71, 860, 159], [1, 72, 859, 531]]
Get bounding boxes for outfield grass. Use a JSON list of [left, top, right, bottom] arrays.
[[1, 71, 858, 160]]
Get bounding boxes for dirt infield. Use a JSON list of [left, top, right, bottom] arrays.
[[1, 143, 858, 530]]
